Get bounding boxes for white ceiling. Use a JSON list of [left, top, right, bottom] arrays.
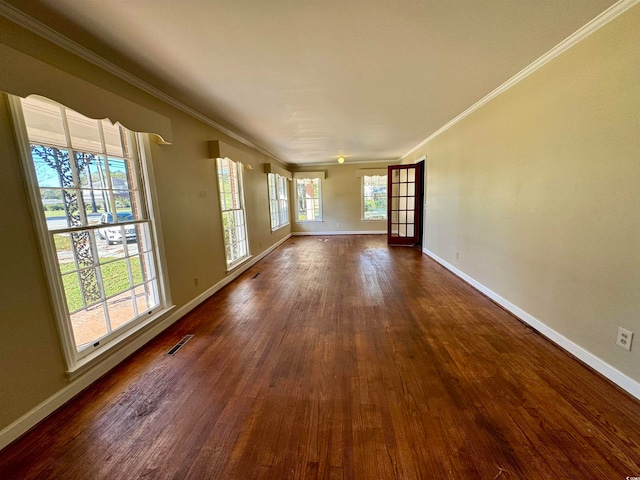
[[9, 0, 619, 165]]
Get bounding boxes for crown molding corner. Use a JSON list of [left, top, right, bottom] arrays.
[[0, 0, 286, 165], [401, 0, 640, 160]]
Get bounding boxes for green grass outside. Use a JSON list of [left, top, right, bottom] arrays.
[[54, 234, 71, 251], [44, 209, 102, 219], [61, 259, 143, 312]]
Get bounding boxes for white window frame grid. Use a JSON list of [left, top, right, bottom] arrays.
[[295, 177, 322, 222], [362, 174, 388, 221], [9, 94, 171, 372], [268, 173, 290, 231], [216, 157, 250, 269]]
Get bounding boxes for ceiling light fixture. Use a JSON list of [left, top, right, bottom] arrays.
[[338, 156, 345, 164]]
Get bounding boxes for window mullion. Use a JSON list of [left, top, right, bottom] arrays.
[[216, 158, 249, 268], [8, 96, 82, 366], [12, 95, 166, 366], [127, 132, 147, 219], [59, 109, 86, 228], [60, 106, 111, 339], [95, 123, 118, 337], [97, 132, 119, 217]]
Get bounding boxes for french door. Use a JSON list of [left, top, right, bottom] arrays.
[[387, 163, 423, 246]]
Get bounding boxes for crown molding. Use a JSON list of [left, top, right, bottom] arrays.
[[401, 0, 640, 160], [2, 0, 635, 167], [0, 0, 288, 165], [298, 158, 398, 167]]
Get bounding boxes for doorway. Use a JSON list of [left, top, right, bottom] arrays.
[[387, 161, 424, 247]]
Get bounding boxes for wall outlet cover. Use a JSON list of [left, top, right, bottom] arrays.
[[616, 327, 633, 351]]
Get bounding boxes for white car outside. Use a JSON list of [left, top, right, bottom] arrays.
[[97, 212, 136, 245]]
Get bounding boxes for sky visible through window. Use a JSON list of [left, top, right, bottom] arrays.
[[18, 95, 161, 355]]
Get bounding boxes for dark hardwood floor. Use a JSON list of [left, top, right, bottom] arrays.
[[1, 235, 640, 479]]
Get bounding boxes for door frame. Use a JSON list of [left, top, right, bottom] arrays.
[[416, 156, 426, 250], [387, 161, 424, 246]]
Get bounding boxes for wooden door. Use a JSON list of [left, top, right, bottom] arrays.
[[387, 163, 423, 246]]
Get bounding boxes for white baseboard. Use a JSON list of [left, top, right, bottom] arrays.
[[0, 234, 292, 451], [292, 230, 385, 236], [0, 311, 181, 450], [423, 248, 640, 401], [174, 234, 292, 314]]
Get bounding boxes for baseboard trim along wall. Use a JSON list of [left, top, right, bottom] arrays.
[[0, 234, 292, 451], [423, 248, 640, 402], [292, 230, 386, 236]]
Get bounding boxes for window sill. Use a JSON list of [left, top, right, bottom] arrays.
[[271, 223, 290, 233], [226, 254, 254, 273], [66, 304, 176, 380], [361, 219, 387, 222], [295, 220, 324, 224]]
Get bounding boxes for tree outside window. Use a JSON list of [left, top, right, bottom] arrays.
[[363, 175, 387, 220], [14, 95, 162, 358]]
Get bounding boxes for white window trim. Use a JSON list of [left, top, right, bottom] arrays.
[[267, 172, 290, 231], [8, 95, 173, 373], [215, 157, 251, 271], [292, 171, 326, 180], [294, 176, 323, 223], [361, 174, 388, 222], [356, 168, 387, 178]]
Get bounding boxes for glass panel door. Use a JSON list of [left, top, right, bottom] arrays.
[[387, 163, 423, 246]]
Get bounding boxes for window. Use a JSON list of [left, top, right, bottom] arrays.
[[216, 157, 250, 268], [267, 173, 289, 230], [295, 177, 322, 222], [362, 175, 387, 220], [11, 95, 166, 365]]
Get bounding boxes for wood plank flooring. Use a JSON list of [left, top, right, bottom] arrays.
[[1, 235, 640, 479]]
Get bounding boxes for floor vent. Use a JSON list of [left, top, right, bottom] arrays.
[[167, 334, 194, 356], [252, 272, 260, 279]]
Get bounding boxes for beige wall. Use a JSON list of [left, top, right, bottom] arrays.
[[404, 6, 640, 383], [0, 93, 70, 428], [0, 18, 290, 431], [292, 162, 393, 234], [1, 0, 638, 443]]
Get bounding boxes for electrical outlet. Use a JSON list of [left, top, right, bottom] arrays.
[[194, 277, 199, 288], [336, 222, 340, 228], [455, 252, 460, 260], [616, 327, 633, 351]]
